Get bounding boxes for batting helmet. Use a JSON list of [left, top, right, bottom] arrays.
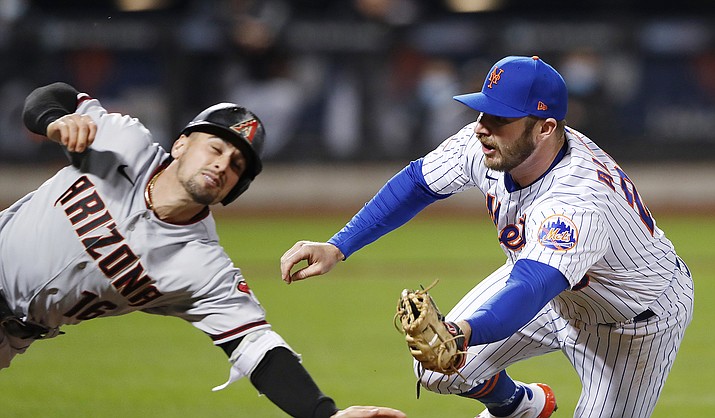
[[182, 103, 265, 205]]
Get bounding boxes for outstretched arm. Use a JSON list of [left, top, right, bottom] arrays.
[[456, 259, 569, 346], [219, 341, 405, 418], [280, 159, 448, 283], [249, 346, 340, 417]]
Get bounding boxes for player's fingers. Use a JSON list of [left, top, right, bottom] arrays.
[[70, 121, 86, 153], [287, 262, 324, 283], [64, 119, 80, 152], [289, 251, 340, 282], [373, 408, 406, 418], [332, 406, 406, 418], [66, 115, 96, 153], [281, 241, 343, 283], [61, 115, 83, 152], [47, 114, 96, 153], [280, 241, 310, 282], [280, 241, 305, 265], [47, 119, 69, 146], [287, 267, 310, 283], [62, 118, 81, 151], [74, 116, 97, 152]]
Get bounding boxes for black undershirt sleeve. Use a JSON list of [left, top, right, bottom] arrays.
[[22, 82, 80, 136], [219, 337, 242, 356], [248, 347, 339, 418]]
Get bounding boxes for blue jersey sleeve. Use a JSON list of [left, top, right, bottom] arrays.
[[328, 159, 448, 259], [465, 259, 569, 346]]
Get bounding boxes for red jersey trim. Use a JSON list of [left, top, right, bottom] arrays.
[[210, 320, 269, 341]]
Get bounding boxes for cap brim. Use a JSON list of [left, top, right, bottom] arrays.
[[453, 92, 529, 118]]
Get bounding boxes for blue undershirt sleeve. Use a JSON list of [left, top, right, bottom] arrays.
[[328, 158, 448, 259], [465, 259, 570, 346]]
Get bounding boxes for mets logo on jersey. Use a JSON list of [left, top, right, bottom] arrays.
[[537, 215, 578, 251], [231, 118, 259, 143]]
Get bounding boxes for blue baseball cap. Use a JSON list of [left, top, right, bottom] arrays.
[[454, 56, 568, 120]]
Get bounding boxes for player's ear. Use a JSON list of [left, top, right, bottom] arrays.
[[538, 118, 558, 138], [171, 135, 189, 159]]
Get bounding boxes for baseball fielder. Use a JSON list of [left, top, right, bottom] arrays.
[[0, 82, 405, 418], [281, 56, 694, 417]]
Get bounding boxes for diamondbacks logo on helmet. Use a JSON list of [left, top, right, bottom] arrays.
[[232, 119, 259, 143], [538, 215, 578, 251]]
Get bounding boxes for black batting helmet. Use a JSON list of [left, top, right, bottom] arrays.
[[182, 103, 265, 205]]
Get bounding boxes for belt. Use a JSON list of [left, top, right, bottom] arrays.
[[633, 309, 655, 322], [0, 294, 58, 340], [632, 255, 689, 323]]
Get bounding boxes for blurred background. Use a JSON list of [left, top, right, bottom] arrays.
[[1, 3, 714, 417], [1, 0, 714, 210]]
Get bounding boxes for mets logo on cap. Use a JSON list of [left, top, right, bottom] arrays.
[[231, 118, 259, 143], [487, 67, 504, 88], [537, 215, 578, 251]]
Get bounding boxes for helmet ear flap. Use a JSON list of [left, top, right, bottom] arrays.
[[221, 177, 252, 205]]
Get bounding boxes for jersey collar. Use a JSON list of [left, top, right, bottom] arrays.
[[503, 140, 568, 192]]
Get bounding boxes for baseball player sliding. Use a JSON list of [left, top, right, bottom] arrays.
[[281, 56, 694, 417], [0, 82, 405, 418]]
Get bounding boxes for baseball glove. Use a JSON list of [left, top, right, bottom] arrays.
[[395, 280, 467, 376]]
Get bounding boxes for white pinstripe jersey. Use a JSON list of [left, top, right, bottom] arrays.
[[422, 122, 677, 325], [0, 96, 268, 344]]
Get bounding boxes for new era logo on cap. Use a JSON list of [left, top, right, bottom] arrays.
[[453, 55, 568, 120]]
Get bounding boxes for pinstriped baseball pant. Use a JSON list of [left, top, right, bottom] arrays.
[[416, 259, 694, 418]]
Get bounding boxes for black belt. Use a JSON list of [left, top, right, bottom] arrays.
[[0, 294, 56, 340], [632, 256, 687, 323], [633, 309, 655, 322]]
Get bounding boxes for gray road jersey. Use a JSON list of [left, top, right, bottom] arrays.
[[0, 96, 268, 344]]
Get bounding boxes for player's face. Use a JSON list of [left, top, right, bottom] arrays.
[[175, 133, 246, 205], [474, 113, 538, 172]]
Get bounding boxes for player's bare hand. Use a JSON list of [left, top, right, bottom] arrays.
[[331, 406, 406, 418], [47, 114, 97, 153], [280, 240, 344, 284]]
